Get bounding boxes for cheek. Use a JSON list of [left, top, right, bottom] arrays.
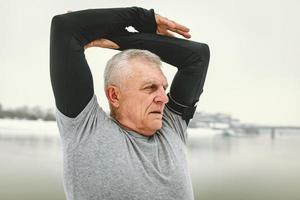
[[125, 99, 146, 118], [131, 100, 151, 122], [123, 93, 155, 119], [142, 97, 155, 112]]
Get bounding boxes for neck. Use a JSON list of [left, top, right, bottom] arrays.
[[110, 115, 155, 137]]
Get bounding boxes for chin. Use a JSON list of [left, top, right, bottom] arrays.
[[141, 122, 162, 136], [150, 121, 163, 131]]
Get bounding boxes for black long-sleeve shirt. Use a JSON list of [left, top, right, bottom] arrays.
[[50, 7, 210, 122]]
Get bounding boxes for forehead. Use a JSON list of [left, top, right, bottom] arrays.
[[127, 59, 168, 86]]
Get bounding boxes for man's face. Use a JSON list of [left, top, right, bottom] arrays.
[[116, 59, 169, 136]]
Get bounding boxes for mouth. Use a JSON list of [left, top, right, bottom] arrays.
[[149, 111, 163, 115]]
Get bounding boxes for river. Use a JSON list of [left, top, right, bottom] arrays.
[[0, 119, 299, 200]]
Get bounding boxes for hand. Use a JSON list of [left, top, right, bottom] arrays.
[[84, 38, 120, 50], [155, 14, 191, 39]]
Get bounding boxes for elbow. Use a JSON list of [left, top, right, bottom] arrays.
[[181, 41, 210, 66], [50, 14, 75, 37], [50, 15, 69, 50], [50, 13, 84, 46], [51, 14, 63, 29], [193, 42, 210, 63], [51, 14, 68, 32], [50, 13, 89, 46], [182, 42, 210, 70]]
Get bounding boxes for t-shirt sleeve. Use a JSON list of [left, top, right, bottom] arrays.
[[55, 95, 109, 144], [162, 106, 188, 144]]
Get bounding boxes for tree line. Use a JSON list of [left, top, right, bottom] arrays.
[[0, 104, 55, 121]]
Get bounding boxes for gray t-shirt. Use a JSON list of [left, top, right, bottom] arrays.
[[56, 95, 194, 200]]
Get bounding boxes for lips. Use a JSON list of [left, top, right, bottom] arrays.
[[149, 110, 162, 114]]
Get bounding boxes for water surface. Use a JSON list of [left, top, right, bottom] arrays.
[[1, 120, 299, 200]]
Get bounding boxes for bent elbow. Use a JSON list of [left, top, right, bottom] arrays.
[[182, 42, 210, 71], [194, 42, 210, 63], [51, 14, 70, 34]]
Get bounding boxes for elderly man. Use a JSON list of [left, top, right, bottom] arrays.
[[50, 7, 209, 200]]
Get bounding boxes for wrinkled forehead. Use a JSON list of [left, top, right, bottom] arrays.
[[125, 58, 168, 87]]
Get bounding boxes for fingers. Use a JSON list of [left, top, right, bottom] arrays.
[[155, 14, 191, 38], [157, 15, 176, 29], [167, 21, 190, 37], [171, 20, 190, 32], [84, 39, 120, 50], [174, 29, 191, 39], [102, 39, 120, 49], [157, 24, 191, 39], [162, 30, 175, 38], [156, 26, 174, 37], [84, 41, 94, 49], [166, 20, 191, 38]]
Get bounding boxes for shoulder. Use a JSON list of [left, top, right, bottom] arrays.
[[55, 95, 113, 142], [162, 106, 188, 144]]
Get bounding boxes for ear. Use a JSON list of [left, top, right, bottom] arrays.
[[105, 86, 121, 108]]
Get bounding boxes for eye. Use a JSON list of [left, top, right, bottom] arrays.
[[144, 84, 157, 92]]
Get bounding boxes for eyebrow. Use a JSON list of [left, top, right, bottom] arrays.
[[141, 81, 169, 89]]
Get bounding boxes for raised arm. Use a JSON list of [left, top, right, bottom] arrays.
[[105, 32, 210, 124], [50, 7, 156, 117]]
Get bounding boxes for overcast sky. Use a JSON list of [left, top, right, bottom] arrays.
[[1, 0, 299, 126]]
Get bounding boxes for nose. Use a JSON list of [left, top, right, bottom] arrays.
[[154, 87, 169, 104]]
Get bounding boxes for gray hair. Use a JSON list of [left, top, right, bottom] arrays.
[[104, 49, 162, 89]]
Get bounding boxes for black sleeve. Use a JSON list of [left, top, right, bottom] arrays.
[[50, 7, 156, 117], [106, 32, 210, 124], [50, 7, 210, 123]]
